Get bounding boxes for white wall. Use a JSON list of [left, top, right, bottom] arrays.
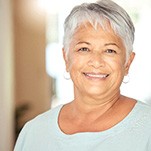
[[0, 0, 15, 150]]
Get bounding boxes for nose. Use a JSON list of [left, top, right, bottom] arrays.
[[88, 52, 105, 68]]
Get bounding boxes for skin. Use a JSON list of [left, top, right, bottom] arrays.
[[60, 22, 136, 134]]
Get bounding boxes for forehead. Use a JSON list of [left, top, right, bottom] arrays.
[[71, 22, 124, 47]]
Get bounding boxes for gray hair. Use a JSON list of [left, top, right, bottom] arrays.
[[63, 0, 135, 60]]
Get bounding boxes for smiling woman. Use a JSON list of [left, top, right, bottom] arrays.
[[14, 0, 151, 151], [63, 22, 132, 102]]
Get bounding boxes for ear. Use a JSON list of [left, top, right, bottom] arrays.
[[124, 52, 135, 75], [62, 48, 69, 72]]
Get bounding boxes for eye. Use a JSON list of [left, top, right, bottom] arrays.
[[106, 49, 117, 54], [78, 47, 89, 52]]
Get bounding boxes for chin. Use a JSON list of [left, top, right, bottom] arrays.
[[85, 89, 106, 97]]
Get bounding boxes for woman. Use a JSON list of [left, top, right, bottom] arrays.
[[14, 0, 151, 150]]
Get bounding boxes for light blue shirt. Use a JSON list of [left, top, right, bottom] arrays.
[[14, 101, 151, 151]]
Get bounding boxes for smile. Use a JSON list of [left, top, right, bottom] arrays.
[[83, 72, 109, 79]]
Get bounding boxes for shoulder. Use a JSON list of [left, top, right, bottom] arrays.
[[14, 105, 63, 150], [137, 101, 151, 149], [18, 104, 63, 137], [133, 101, 151, 130], [135, 101, 151, 118], [26, 104, 63, 127], [136, 101, 151, 114]]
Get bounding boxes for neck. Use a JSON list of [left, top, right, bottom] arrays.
[[70, 91, 121, 119]]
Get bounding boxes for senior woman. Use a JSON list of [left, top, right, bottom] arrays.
[[14, 0, 151, 150]]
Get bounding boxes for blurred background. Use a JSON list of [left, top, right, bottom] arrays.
[[0, 0, 151, 150]]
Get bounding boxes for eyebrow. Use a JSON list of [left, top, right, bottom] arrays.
[[76, 41, 91, 45], [76, 41, 120, 48], [105, 43, 120, 48]]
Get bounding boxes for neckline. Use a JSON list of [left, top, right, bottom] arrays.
[[54, 101, 141, 139]]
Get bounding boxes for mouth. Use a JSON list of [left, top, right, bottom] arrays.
[[83, 72, 109, 79]]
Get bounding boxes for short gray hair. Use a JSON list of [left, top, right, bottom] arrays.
[[63, 0, 135, 60]]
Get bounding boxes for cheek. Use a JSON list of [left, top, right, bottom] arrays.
[[66, 56, 79, 72], [67, 54, 86, 71], [118, 57, 128, 73], [108, 58, 126, 74], [67, 59, 82, 83]]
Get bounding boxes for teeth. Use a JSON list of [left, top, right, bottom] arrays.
[[85, 73, 108, 78]]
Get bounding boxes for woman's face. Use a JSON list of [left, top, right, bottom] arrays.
[[63, 23, 135, 99]]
